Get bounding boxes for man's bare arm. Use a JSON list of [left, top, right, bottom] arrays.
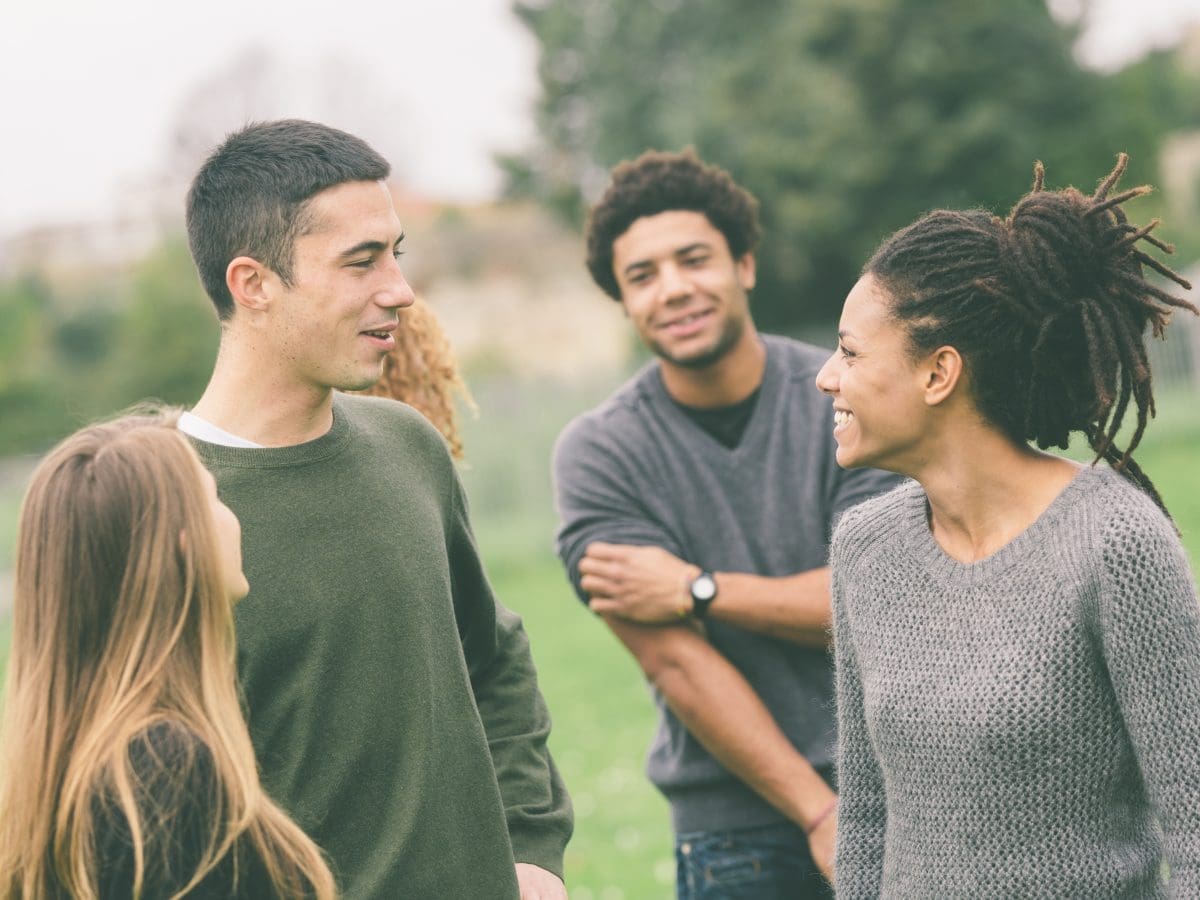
[[601, 612, 835, 879], [582, 542, 830, 646]]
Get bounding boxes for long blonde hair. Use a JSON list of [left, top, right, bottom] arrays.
[[0, 411, 336, 899]]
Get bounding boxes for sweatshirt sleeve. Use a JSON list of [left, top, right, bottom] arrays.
[[830, 527, 887, 897], [1097, 503, 1200, 896], [447, 471, 574, 879]]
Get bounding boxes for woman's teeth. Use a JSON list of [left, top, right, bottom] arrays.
[[834, 410, 853, 427]]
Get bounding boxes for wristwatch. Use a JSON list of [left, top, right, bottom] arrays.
[[689, 571, 718, 619]]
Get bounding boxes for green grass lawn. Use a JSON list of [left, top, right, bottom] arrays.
[[482, 546, 674, 899], [0, 382, 1197, 899]]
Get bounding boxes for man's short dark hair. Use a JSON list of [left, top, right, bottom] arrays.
[[585, 148, 762, 301], [186, 119, 391, 320]]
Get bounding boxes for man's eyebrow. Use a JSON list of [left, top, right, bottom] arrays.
[[336, 231, 406, 260], [620, 241, 712, 278]]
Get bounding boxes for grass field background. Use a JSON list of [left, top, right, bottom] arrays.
[[1, 379, 1198, 899]]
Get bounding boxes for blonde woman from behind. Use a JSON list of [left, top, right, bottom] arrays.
[[0, 410, 337, 899]]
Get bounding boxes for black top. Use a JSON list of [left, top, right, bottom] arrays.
[[672, 386, 762, 449], [90, 723, 282, 899]]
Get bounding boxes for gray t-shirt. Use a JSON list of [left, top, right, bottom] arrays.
[[831, 467, 1200, 897], [552, 334, 899, 833]]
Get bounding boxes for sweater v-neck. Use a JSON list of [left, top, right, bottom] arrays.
[[898, 465, 1102, 586], [647, 337, 782, 462]]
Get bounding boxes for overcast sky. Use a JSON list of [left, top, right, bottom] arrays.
[[1, 0, 1197, 238]]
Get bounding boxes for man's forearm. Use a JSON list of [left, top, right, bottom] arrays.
[[580, 543, 830, 646], [604, 615, 835, 829], [705, 568, 831, 646]]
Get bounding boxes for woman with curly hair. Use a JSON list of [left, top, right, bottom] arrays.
[[357, 296, 473, 459], [816, 155, 1200, 897], [0, 410, 336, 899]]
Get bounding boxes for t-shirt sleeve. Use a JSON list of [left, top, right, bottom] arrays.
[[1096, 502, 1200, 895], [551, 415, 684, 603]]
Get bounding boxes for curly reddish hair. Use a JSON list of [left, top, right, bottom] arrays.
[[356, 297, 474, 459]]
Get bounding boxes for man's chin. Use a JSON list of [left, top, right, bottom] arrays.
[[336, 366, 386, 394], [647, 320, 745, 371], [651, 340, 727, 371]]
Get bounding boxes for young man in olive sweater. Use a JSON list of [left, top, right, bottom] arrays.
[[179, 120, 572, 899]]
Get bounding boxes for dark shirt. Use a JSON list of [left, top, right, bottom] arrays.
[[92, 723, 279, 899], [672, 386, 762, 449]]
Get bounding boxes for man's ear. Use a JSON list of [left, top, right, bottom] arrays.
[[736, 252, 757, 291], [226, 256, 274, 315], [923, 345, 964, 407]]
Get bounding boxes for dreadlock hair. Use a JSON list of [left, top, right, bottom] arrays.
[[586, 148, 762, 300], [355, 296, 475, 459], [867, 153, 1196, 516]]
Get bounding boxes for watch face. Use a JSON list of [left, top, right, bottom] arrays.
[[692, 574, 717, 602]]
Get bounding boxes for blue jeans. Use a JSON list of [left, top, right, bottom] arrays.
[[675, 821, 834, 899]]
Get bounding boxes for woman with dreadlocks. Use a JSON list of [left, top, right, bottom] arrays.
[[815, 155, 1200, 897]]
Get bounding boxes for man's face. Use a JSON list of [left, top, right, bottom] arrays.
[[265, 180, 414, 394], [612, 210, 755, 370]]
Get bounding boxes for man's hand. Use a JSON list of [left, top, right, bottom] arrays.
[[515, 863, 567, 899], [580, 541, 697, 623]]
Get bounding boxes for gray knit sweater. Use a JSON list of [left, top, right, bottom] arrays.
[[830, 466, 1200, 898], [554, 335, 899, 834]]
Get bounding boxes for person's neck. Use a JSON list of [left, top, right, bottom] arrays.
[[191, 338, 335, 448], [913, 423, 1081, 563], [659, 328, 767, 408]]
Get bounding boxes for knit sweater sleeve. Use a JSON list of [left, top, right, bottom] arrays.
[[447, 471, 574, 879], [830, 516, 887, 897], [1095, 499, 1200, 895], [552, 413, 683, 603]]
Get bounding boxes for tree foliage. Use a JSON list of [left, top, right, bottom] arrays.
[[505, 0, 1197, 329], [0, 240, 219, 455]]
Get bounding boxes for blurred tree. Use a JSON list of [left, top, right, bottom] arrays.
[[114, 238, 219, 405], [164, 47, 414, 195], [0, 276, 51, 390], [504, 0, 1188, 328], [0, 275, 66, 453], [0, 239, 219, 454]]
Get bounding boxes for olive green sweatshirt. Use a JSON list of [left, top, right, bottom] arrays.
[[191, 393, 572, 899]]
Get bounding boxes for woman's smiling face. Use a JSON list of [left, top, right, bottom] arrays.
[[815, 273, 936, 474]]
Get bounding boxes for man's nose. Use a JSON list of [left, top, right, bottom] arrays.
[[658, 263, 692, 302], [378, 256, 416, 309]]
